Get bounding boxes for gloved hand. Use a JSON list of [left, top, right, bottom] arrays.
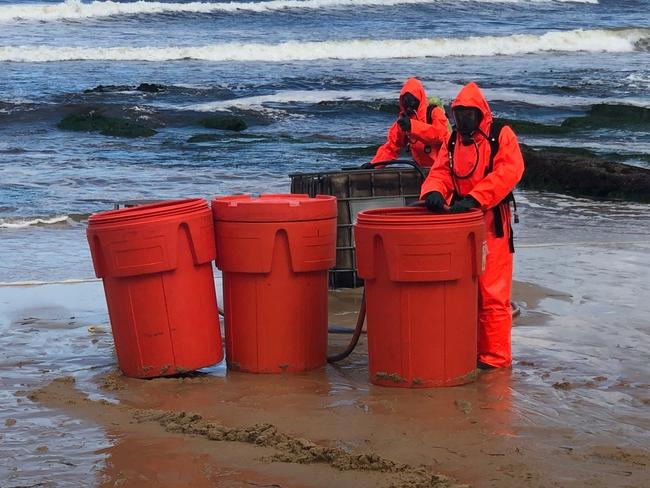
[[360, 162, 374, 169], [397, 115, 411, 132], [424, 191, 445, 211], [448, 195, 480, 213]]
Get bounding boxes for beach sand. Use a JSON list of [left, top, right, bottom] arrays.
[[1, 238, 649, 487]]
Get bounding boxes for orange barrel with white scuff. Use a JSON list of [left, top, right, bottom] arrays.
[[212, 194, 336, 373], [87, 199, 223, 378], [355, 207, 485, 387]]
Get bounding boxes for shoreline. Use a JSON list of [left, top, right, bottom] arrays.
[[2, 237, 650, 487]]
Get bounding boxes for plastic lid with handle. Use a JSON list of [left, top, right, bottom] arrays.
[[212, 194, 336, 223]]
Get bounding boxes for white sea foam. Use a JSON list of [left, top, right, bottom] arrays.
[[185, 88, 397, 111], [393, 80, 611, 108], [461, 86, 650, 108], [0, 0, 599, 23], [0, 215, 71, 229], [0, 28, 643, 63], [624, 73, 650, 89], [181, 85, 650, 115]]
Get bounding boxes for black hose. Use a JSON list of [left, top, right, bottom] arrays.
[[328, 326, 358, 334], [327, 291, 366, 363]]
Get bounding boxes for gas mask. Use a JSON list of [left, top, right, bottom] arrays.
[[400, 92, 420, 117], [453, 106, 483, 146]]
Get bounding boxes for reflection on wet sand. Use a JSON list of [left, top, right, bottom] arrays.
[[2, 226, 650, 486]]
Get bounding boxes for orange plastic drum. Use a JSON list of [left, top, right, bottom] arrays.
[[87, 199, 223, 378], [212, 194, 336, 373], [355, 207, 485, 387]]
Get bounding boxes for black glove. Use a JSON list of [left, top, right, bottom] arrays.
[[397, 115, 411, 132], [360, 162, 374, 169], [448, 195, 480, 214], [424, 191, 445, 211]]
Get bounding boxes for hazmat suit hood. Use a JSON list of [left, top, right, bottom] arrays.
[[399, 77, 428, 122], [451, 82, 492, 137]]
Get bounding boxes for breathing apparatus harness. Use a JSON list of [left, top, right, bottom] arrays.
[[447, 122, 519, 253]]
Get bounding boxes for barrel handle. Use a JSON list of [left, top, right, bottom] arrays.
[[90, 234, 105, 278], [179, 218, 217, 266]]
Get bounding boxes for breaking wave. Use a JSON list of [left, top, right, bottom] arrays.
[[184, 84, 650, 112], [0, 0, 599, 23], [0, 28, 644, 63], [0, 215, 86, 229], [184, 88, 397, 111]]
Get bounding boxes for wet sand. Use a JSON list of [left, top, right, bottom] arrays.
[[2, 205, 650, 487]]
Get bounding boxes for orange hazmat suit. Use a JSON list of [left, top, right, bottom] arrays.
[[420, 82, 525, 368], [371, 77, 450, 168]]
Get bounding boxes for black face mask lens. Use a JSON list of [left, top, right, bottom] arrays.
[[453, 107, 482, 145], [400, 92, 420, 115]]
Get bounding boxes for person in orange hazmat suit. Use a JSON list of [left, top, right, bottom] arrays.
[[364, 77, 450, 168], [420, 81, 524, 369]]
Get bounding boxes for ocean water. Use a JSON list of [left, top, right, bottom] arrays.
[[0, 0, 649, 282]]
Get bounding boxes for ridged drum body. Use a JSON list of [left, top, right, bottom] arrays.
[[212, 194, 336, 373], [87, 199, 223, 378], [355, 207, 485, 387]]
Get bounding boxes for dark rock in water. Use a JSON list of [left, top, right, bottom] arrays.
[[83, 83, 166, 94], [520, 145, 650, 203], [531, 146, 650, 166], [199, 115, 247, 131], [57, 109, 157, 138], [83, 85, 132, 94], [136, 83, 165, 93], [187, 133, 223, 143], [561, 104, 650, 130], [498, 105, 650, 136]]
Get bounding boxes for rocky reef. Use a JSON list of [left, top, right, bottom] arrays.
[[57, 109, 157, 138], [83, 83, 166, 94], [198, 115, 247, 131], [520, 145, 650, 203]]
